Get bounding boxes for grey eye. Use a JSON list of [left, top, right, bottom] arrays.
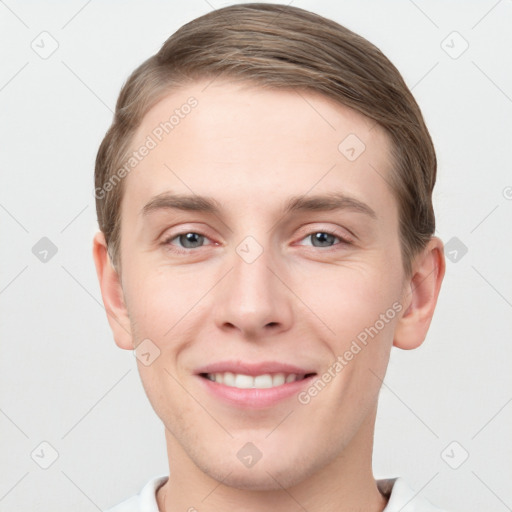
[[178, 233, 205, 248], [309, 232, 338, 247]]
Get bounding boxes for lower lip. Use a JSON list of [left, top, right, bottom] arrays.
[[197, 374, 316, 409]]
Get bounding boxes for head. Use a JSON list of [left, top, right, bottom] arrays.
[[93, 3, 444, 492]]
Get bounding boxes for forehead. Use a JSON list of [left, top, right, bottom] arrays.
[[122, 79, 397, 222]]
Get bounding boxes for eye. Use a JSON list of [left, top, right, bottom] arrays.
[[163, 232, 213, 252], [297, 230, 351, 248]]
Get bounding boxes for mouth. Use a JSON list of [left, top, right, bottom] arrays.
[[195, 362, 318, 408], [199, 371, 316, 389]]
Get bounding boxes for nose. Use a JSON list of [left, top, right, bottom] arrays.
[[212, 240, 293, 339]]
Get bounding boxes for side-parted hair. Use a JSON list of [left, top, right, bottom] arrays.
[[95, 3, 436, 278]]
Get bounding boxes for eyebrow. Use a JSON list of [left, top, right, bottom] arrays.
[[141, 191, 377, 219]]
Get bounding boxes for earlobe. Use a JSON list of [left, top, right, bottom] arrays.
[[92, 231, 133, 350], [393, 237, 446, 350]]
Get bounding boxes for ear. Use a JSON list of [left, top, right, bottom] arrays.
[[92, 231, 133, 350], [393, 236, 445, 350]]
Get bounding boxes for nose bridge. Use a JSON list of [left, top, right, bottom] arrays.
[[231, 235, 277, 312], [233, 237, 273, 296]]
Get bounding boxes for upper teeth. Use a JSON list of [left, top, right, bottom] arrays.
[[205, 372, 303, 389]]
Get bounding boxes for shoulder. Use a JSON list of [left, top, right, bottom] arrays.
[[104, 475, 168, 512], [379, 477, 450, 512]]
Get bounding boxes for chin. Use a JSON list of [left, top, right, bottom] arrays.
[[197, 453, 315, 492], [208, 466, 301, 491]]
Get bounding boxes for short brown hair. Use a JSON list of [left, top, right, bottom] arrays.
[[95, 2, 436, 278]]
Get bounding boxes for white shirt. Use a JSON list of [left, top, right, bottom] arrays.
[[105, 475, 449, 511]]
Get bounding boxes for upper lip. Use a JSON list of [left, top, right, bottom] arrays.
[[195, 360, 316, 377]]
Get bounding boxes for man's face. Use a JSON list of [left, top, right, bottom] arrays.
[[117, 80, 407, 489]]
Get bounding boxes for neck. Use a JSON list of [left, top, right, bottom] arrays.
[[157, 407, 388, 512]]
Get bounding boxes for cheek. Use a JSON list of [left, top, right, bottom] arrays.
[[299, 261, 402, 336], [123, 263, 184, 328]]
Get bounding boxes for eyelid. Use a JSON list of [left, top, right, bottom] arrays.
[[163, 232, 213, 244], [160, 223, 214, 241], [160, 224, 355, 254], [162, 230, 216, 246], [160, 224, 219, 251], [294, 224, 355, 245]]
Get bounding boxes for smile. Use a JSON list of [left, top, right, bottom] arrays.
[[200, 372, 314, 389]]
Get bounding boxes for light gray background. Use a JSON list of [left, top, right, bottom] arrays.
[[1, 1, 511, 511]]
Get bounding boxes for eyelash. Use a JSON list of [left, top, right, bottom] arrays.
[[162, 229, 352, 254]]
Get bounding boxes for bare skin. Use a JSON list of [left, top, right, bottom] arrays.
[[93, 80, 445, 512]]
